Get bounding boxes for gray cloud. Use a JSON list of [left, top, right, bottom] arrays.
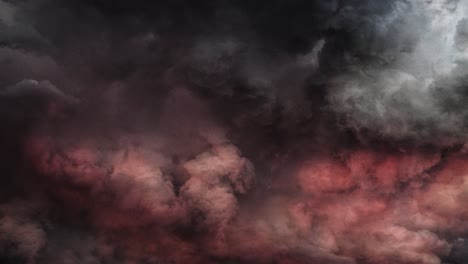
[[328, 0, 468, 145], [1, 0, 468, 264]]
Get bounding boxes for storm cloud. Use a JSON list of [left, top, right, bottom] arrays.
[[1, 0, 468, 264]]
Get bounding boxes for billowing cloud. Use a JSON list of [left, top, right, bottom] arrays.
[[328, 0, 468, 145], [1, 0, 468, 264]]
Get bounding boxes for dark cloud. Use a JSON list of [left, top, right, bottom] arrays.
[[1, 0, 468, 264]]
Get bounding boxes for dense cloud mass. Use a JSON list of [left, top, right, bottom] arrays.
[[2, 0, 468, 263]]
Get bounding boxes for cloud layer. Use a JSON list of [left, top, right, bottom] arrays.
[[1, 0, 468, 264]]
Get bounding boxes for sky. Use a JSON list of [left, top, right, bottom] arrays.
[[1, 0, 468, 263]]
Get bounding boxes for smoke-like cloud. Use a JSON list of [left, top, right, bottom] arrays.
[[328, 0, 468, 145], [1, 0, 468, 264]]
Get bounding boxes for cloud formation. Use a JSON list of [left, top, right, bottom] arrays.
[[1, 0, 468, 264]]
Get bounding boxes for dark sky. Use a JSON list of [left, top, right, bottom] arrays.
[[1, 0, 468, 263]]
